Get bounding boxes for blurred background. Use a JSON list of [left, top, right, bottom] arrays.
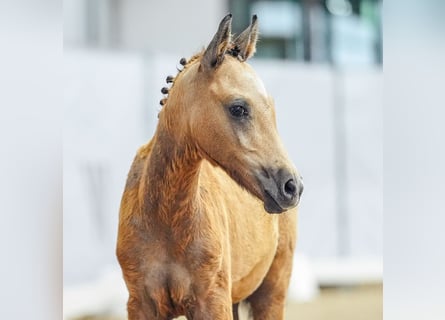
[[63, 0, 382, 319]]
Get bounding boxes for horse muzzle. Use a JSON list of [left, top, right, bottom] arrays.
[[257, 168, 304, 214]]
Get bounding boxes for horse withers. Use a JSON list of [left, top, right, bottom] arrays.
[[116, 14, 303, 320]]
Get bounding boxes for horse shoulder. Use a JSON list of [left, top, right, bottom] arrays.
[[117, 141, 154, 260]]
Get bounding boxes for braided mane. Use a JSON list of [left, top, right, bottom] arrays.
[[159, 43, 241, 108]]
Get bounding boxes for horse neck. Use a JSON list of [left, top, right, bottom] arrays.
[[140, 121, 203, 226]]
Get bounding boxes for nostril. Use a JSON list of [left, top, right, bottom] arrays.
[[284, 179, 297, 198]]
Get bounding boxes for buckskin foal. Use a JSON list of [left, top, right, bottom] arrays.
[[116, 14, 303, 320]]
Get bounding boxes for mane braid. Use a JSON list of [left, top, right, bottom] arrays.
[[158, 51, 204, 110], [158, 44, 242, 112]]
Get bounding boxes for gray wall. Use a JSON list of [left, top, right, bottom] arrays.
[[64, 0, 227, 54], [119, 0, 227, 54]]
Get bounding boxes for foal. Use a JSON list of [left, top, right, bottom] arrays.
[[117, 14, 303, 320]]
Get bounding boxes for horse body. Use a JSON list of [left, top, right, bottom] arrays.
[[117, 14, 302, 320]]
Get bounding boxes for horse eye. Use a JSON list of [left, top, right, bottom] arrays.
[[229, 105, 248, 118]]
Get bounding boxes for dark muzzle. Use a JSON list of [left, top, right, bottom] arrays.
[[258, 168, 303, 214]]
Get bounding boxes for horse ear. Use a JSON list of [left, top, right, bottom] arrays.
[[233, 15, 259, 61], [201, 13, 232, 70]]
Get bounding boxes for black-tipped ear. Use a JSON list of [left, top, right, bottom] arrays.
[[201, 13, 232, 70], [233, 15, 259, 61]]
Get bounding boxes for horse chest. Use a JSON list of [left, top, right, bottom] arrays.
[[139, 240, 225, 317], [230, 217, 280, 301]]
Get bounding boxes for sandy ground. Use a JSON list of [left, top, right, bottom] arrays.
[[285, 284, 382, 320], [72, 284, 382, 320]]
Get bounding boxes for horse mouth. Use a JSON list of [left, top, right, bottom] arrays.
[[263, 190, 285, 214], [256, 167, 302, 214]]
